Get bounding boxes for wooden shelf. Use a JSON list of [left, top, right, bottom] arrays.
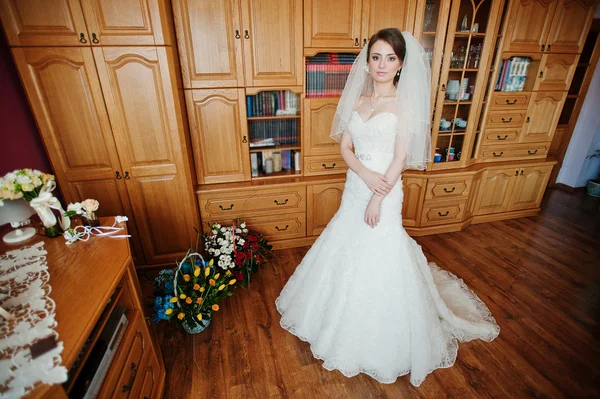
[[254, 169, 302, 179], [249, 145, 301, 153], [454, 32, 487, 37], [449, 68, 480, 72], [247, 115, 301, 120], [443, 101, 473, 105]]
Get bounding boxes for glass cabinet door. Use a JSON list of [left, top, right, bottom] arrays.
[[429, 0, 505, 170]]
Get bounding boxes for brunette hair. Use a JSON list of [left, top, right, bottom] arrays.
[[367, 28, 406, 85]]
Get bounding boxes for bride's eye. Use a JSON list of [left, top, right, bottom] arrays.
[[372, 55, 379, 61], [388, 56, 396, 61]]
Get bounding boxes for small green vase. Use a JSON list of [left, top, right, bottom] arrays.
[[44, 223, 64, 238]]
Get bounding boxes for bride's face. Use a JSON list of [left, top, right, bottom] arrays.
[[368, 40, 402, 85]]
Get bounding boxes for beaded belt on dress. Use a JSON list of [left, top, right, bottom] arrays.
[[355, 152, 372, 161]]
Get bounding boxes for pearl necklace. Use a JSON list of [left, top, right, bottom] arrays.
[[369, 88, 396, 112]]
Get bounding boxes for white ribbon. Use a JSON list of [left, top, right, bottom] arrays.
[[63, 216, 131, 245], [29, 181, 70, 230]]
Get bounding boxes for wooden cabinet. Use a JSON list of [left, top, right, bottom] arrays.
[[93, 46, 199, 265], [0, 0, 173, 46], [304, 0, 414, 48], [401, 177, 425, 227], [502, 0, 596, 54], [172, 0, 302, 88], [521, 91, 567, 142], [307, 182, 344, 235], [185, 89, 251, 184], [474, 164, 553, 215], [534, 53, 579, 91], [303, 98, 339, 156]]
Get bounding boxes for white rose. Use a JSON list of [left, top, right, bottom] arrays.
[[220, 227, 226, 232], [214, 250, 220, 256], [242, 228, 248, 233], [67, 202, 83, 214], [16, 175, 31, 185], [240, 222, 246, 228], [238, 239, 245, 245], [5, 173, 16, 182], [212, 229, 218, 234], [20, 183, 35, 192], [82, 199, 99, 212], [31, 176, 42, 186], [32, 170, 42, 177]]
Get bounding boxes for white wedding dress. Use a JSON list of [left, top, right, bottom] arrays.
[[275, 110, 500, 386]]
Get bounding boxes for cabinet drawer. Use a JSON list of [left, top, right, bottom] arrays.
[[479, 143, 549, 162], [202, 212, 306, 241], [420, 200, 466, 227], [489, 92, 531, 110], [485, 110, 527, 128], [198, 185, 306, 219], [481, 129, 520, 145], [425, 177, 471, 200], [97, 311, 149, 398], [303, 155, 348, 176]]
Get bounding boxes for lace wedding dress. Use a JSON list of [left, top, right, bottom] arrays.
[[275, 111, 500, 386]]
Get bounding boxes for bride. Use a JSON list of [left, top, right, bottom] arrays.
[[275, 28, 500, 386]]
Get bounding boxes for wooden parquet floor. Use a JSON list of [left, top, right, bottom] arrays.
[[143, 188, 600, 398]]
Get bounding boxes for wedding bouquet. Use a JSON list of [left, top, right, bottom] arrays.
[[0, 169, 69, 237], [152, 250, 237, 333], [203, 222, 272, 287], [64, 199, 100, 226]]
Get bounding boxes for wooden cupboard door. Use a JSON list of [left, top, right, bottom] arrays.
[[240, 0, 303, 86], [546, 0, 596, 53], [79, 0, 172, 46], [307, 182, 344, 235], [508, 165, 552, 211], [474, 168, 518, 215], [304, 0, 363, 48], [136, 351, 161, 399], [401, 177, 425, 227], [171, 0, 244, 88], [501, 0, 557, 53], [94, 46, 199, 265], [464, 171, 482, 220], [185, 89, 251, 184], [10, 47, 146, 262], [534, 53, 579, 91], [520, 91, 567, 143], [0, 0, 89, 46], [304, 98, 339, 156], [361, 0, 416, 43]]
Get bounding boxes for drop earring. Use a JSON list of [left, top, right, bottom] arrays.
[[396, 69, 401, 76], [364, 65, 370, 73]]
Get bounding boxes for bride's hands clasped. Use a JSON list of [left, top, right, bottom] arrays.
[[359, 169, 392, 196], [364, 196, 382, 228]]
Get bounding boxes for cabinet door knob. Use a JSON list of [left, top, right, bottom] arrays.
[[354, 37, 359, 46], [274, 199, 289, 206], [547, 44, 551, 51], [79, 33, 87, 43], [116, 171, 122, 180], [437, 211, 450, 217], [124, 171, 131, 180], [322, 163, 336, 169], [275, 225, 289, 231], [244, 30, 250, 39], [541, 44, 545, 52], [441, 84, 446, 91], [497, 134, 509, 140], [235, 30, 241, 39], [91, 33, 99, 44], [528, 149, 538, 155], [122, 362, 138, 392], [515, 169, 519, 176], [520, 169, 524, 175], [363, 38, 367, 46], [501, 117, 513, 123], [526, 116, 530, 123], [492, 151, 504, 157], [242, 136, 247, 143], [539, 71, 544, 78], [505, 99, 517, 105]]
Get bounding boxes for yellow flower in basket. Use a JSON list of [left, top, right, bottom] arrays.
[[197, 313, 203, 321], [179, 294, 186, 299], [199, 286, 205, 293], [229, 279, 236, 285], [194, 268, 200, 277], [214, 273, 220, 279], [204, 267, 210, 277], [170, 297, 178, 303], [165, 309, 173, 315], [218, 284, 225, 291]]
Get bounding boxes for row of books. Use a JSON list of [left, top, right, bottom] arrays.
[[251, 150, 301, 176], [246, 91, 299, 117], [495, 57, 531, 92], [305, 53, 357, 98], [248, 119, 299, 147]]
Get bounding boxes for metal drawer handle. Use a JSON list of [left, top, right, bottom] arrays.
[[497, 135, 509, 140], [275, 225, 289, 231], [322, 163, 336, 169], [122, 362, 138, 392], [235, 30, 240, 39], [219, 204, 234, 211], [91, 33, 99, 44], [79, 33, 87, 43], [541, 44, 545, 52], [116, 171, 122, 180], [505, 99, 517, 105], [501, 117, 513, 123], [242, 136, 247, 143], [547, 44, 551, 51], [244, 30, 250, 39], [528, 149, 538, 155], [437, 211, 450, 217], [363, 38, 367, 46], [354, 37, 359, 46], [443, 187, 456, 193], [520, 169, 524, 175], [124, 171, 131, 180], [493, 152, 504, 157], [274, 199, 289, 206]]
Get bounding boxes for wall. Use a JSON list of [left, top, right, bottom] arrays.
[[0, 32, 52, 176]]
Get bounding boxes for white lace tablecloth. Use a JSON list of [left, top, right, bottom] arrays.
[[0, 242, 67, 398]]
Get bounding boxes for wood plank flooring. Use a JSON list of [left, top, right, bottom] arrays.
[[141, 188, 600, 398]]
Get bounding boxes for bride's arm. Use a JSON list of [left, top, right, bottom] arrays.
[[382, 135, 408, 188], [340, 131, 392, 196]]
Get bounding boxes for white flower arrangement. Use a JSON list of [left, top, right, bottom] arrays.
[[0, 169, 54, 201], [66, 199, 99, 219]]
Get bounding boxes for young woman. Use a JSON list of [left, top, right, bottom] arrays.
[[276, 28, 499, 386]]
